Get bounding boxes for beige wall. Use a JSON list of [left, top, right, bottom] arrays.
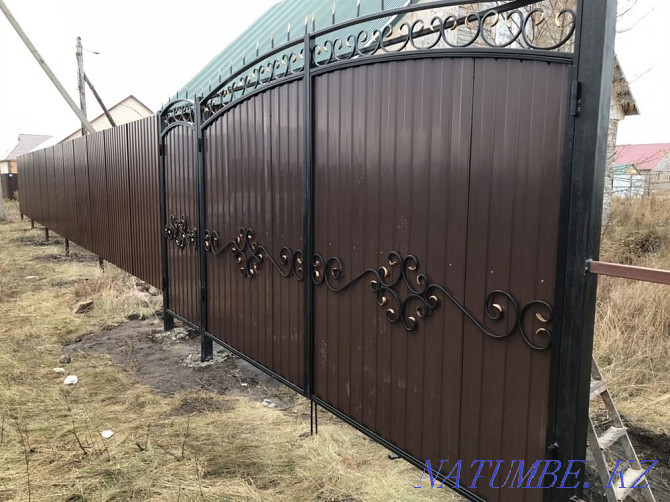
[[62, 96, 152, 143], [0, 160, 16, 175]]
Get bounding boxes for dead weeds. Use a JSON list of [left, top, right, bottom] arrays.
[[0, 200, 460, 501]]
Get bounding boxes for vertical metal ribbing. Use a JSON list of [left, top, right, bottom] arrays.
[[158, 114, 174, 331], [196, 97, 213, 361], [303, 33, 315, 397]]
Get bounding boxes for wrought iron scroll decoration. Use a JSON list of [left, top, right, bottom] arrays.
[[203, 227, 305, 280], [312, 8, 576, 67], [165, 214, 198, 250], [199, 4, 577, 120], [204, 228, 552, 351], [162, 100, 195, 128], [312, 251, 553, 351]]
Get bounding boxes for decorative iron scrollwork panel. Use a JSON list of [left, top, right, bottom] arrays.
[[311, 7, 576, 68], [204, 227, 304, 280], [205, 226, 552, 350], [199, 3, 577, 122], [165, 214, 197, 250], [312, 251, 552, 351]]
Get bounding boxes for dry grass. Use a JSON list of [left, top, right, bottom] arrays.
[[0, 201, 458, 501], [595, 196, 670, 433]]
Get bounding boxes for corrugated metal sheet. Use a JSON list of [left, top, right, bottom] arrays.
[[164, 125, 199, 324], [87, 131, 109, 258], [73, 136, 92, 250], [17, 119, 161, 290], [204, 79, 305, 389], [105, 126, 133, 273], [312, 58, 568, 501], [128, 117, 161, 289], [174, 0, 408, 99], [62, 141, 77, 239]]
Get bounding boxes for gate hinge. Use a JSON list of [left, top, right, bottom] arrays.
[[159, 143, 165, 157], [570, 81, 582, 117]]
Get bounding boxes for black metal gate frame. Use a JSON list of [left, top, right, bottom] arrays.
[[157, 1, 617, 500]]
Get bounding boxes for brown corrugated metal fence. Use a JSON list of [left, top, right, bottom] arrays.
[[17, 116, 161, 289], [15, 2, 611, 495]]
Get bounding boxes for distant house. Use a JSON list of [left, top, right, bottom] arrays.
[[597, 55, 639, 218], [615, 143, 670, 194], [1, 134, 51, 200], [60, 95, 153, 143]]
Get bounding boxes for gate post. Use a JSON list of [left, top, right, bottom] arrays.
[[158, 117, 174, 332], [195, 97, 213, 362], [549, 1, 617, 500], [302, 32, 315, 398]]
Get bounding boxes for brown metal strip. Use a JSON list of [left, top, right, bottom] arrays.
[[587, 260, 670, 286]]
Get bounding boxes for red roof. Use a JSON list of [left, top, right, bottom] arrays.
[[615, 143, 670, 171]]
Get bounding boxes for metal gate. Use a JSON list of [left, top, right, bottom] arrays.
[[155, 1, 617, 500]]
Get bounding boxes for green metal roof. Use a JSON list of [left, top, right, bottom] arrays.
[[174, 0, 409, 99]]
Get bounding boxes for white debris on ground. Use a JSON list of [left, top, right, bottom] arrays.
[[182, 353, 215, 368], [181, 348, 236, 368], [25, 275, 39, 281], [150, 327, 193, 343], [100, 430, 114, 439], [53, 367, 65, 373], [261, 399, 277, 408], [63, 375, 78, 385]]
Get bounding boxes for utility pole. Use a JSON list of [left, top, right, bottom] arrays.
[[0, 1, 95, 133], [76, 36, 88, 137], [84, 74, 116, 127]]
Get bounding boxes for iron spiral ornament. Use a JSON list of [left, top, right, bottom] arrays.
[[164, 214, 197, 250], [203, 227, 304, 281], [199, 4, 576, 121], [312, 251, 553, 351]]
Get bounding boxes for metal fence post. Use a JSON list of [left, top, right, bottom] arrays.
[[195, 97, 213, 362], [158, 117, 174, 332], [303, 32, 315, 399], [548, 1, 617, 500]]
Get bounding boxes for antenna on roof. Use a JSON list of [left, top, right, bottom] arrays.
[[357, 0, 361, 17], [218, 69, 222, 83], [242, 52, 246, 65], [312, 12, 316, 31], [304, 15, 308, 35], [381, 0, 384, 10], [332, 3, 336, 24], [256, 40, 260, 57], [287, 22, 291, 42], [271, 32, 275, 49], [229, 61, 233, 75]]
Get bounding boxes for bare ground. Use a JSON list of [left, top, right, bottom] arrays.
[[64, 320, 294, 407]]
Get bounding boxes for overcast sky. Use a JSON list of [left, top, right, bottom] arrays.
[[1, 0, 668, 154]]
